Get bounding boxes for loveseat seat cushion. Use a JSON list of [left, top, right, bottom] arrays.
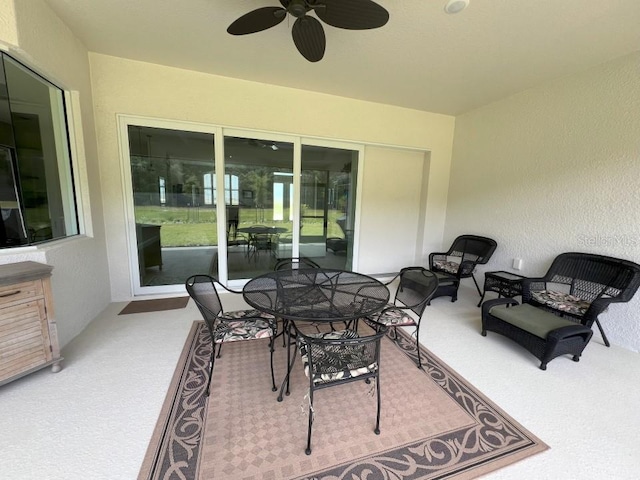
[[489, 303, 578, 339]]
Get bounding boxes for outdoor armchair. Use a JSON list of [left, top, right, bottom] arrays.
[[294, 320, 387, 455], [185, 274, 277, 395], [273, 257, 321, 345], [366, 267, 438, 368], [429, 234, 497, 302], [274, 257, 321, 271]]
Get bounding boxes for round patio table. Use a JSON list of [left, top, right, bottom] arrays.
[[243, 268, 389, 322], [243, 268, 390, 400], [236, 226, 288, 258]]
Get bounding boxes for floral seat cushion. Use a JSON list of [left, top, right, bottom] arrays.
[[298, 329, 378, 385], [214, 310, 276, 343], [375, 304, 415, 326], [530, 290, 591, 316], [433, 260, 460, 275]]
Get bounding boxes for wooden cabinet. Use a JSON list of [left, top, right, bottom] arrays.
[[0, 261, 61, 386]]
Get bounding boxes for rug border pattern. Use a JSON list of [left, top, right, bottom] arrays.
[[139, 321, 547, 480], [298, 331, 547, 480]]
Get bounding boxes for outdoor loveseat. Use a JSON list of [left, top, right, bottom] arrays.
[[481, 252, 640, 370]]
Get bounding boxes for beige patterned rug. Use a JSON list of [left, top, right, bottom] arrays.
[[139, 322, 547, 479]]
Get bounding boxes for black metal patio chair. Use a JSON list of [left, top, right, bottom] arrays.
[[185, 274, 277, 395], [274, 257, 321, 271], [294, 320, 387, 455], [272, 257, 322, 345], [366, 267, 438, 368]]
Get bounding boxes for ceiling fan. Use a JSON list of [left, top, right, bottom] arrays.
[[227, 0, 389, 63]]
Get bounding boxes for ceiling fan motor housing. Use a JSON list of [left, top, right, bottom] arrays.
[[288, 0, 308, 18]]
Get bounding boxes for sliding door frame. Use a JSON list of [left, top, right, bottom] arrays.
[[217, 128, 300, 288], [300, 137, 365, 270], [118, 115, 365, 295]]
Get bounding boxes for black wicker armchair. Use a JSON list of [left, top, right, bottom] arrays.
[[482, 252, 640, 370], [429, 235, 497, 302]]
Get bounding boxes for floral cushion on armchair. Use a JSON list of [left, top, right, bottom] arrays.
[[298, 329, 377, 385], [375, 305, 415, 326], [530, 290, 591, 316], [214, 310, 276, 343], [433, 260, 460, 275]]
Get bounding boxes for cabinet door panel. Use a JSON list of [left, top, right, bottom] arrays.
[[0, 299, 50, 382]]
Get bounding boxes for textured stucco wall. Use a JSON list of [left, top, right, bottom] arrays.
[[0, 0, 110, 347], [359, 146, 427, 273], [0, 0, 17, 49], [88, 53, 456, 300], [447, 52, 640, 351]]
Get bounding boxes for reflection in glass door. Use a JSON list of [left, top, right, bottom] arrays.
[[128, 125, 217, 287], [300, 145, 359, 270], [222, 136, 294, 280], [125, 122, 362, 290]]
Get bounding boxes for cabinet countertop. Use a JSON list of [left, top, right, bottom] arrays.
[[0, 261, 53, 286]]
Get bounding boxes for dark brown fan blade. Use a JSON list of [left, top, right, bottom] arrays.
[[292, 16, 325, 62], [227, 7, 287, 35], [313, 0, 389, 30]]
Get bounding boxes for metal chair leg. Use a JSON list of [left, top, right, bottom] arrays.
[[277, 322, 296, 401], [414, 325, 422, 369], [205, 347, 216, 396], [374, 375, 381, 435], [269, 337, 276, 391], [305, 389, 314, 455]]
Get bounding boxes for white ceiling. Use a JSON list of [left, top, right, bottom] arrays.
[[44, 0, 640, 115]]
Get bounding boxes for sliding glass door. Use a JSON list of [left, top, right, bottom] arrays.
[[123, 120, 361, 292], [128, 125, 217, 288], [300, 144, 359, 270], [222, 135, 294, 280]]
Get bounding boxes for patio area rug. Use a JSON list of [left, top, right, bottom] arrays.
[[138, 322, 547, 480], [118, 296, 189, 315]]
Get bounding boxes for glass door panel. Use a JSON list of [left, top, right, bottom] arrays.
[[128, 125, 216, 287], [300, 145, 359, 270], [223, 136, 294, 280]]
